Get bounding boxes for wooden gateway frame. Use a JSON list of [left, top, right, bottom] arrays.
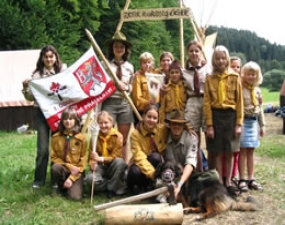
[[115, 0, 216, 67]]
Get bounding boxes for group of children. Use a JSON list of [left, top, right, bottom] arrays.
[[22, 30, 265, 201]]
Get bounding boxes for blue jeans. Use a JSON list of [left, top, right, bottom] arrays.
[[33, 108, 50, 186]]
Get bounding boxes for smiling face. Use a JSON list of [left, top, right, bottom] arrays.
[[143, 108, 159, 130], [42, 50, 56, 70], [113, 41, 126, 60], [187, 43, 202, 66], [243, 69, 258, 85], [62, 117, 76, 132], [160, 56, 173, 72], [214, 51, 228, 73], [230, 59, 241, 74], [98, 115, 113, 135], [169, 122, 184, 140]]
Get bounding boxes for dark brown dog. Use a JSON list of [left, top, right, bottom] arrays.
[[155, 161, 262, 220]]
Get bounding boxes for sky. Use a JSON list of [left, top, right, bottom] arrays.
[[184, 0, 285, 45]]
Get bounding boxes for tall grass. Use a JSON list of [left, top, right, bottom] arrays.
[[0, 132, 105, 225]]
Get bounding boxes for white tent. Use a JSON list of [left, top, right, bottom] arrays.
[[0, 49, 40, 131]]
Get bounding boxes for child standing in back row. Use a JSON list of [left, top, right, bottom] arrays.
[[204, 46, 243, 196], [238, 61, 265, 192], [159, 59, 187, 124]]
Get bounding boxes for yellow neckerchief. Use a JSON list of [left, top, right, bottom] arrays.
[[216, 72, 229, 104], [98, 128, 116, 157], [242, 81, 258, 106], [170, 80, 184, 107]]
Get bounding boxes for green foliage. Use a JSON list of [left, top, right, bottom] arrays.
[[262, 69, 285, 91]]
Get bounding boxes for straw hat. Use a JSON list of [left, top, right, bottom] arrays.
[[165, 109, 188, 124], [105, 30, 132, 47]]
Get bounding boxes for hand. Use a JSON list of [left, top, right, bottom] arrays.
[[188, 128, 197, 137], [70, 166, 80, 176], [235, 125, 242, 137], [260, 127, 265, 137], [63, 178, 73, 189], [206, 126, 214, 138], [149, 98, 156, 105], [90, 162, 98, 171], [22, 79, 31, 89], [118, 81, 128, 91]]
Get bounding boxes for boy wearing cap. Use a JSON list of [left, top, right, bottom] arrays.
[[159, 59, 187, 125], [164, 109, 198, 199]]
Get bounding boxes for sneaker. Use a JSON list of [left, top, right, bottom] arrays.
[[32, 184, 41, 189]]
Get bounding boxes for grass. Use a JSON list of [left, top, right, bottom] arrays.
[[0, 89, 284, 224], [0, 132, 106, 225], [261, 87, 279, 105]]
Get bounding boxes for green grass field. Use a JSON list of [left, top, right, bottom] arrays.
[[0, 90, 284, 224]]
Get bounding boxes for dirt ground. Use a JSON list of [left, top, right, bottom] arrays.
[[182, 113, 285, 225]]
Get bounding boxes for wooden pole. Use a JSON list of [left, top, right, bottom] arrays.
[[85, 28, 142, 121], [94, 187, 168, 211], [179, 0, 185, 68], [116, 0, 131, 31]]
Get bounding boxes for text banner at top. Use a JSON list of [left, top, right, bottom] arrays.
[[121, 7, 191, 22]]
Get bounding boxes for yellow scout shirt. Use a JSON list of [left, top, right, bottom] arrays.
[[159, 81, 187, 124], [130, 123, 168, 179], [88, 128, 123, 167], [51, 132, 87, 182], [131, 69, 159, 111], [204, 69, 244, 126]]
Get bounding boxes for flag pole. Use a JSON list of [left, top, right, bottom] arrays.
[[85, 28, 142, 122]]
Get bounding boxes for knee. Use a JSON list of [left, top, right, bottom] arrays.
[[148, 152, 162, 167], [112, 158, 127, 169]]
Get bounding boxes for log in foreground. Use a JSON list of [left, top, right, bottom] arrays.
[[104, 203, 183, 225], [94, 187, 168, 211]]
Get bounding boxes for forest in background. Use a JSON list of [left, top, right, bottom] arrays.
[[1, 0, 284, 90]]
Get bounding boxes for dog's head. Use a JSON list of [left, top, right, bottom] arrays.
[[155, 161, 183, 183]]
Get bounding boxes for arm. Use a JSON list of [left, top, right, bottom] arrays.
[[130, 131, 155, 179]]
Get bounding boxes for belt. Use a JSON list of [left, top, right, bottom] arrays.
[[244, 115, 258, 120], [188, 93, 204, 98]]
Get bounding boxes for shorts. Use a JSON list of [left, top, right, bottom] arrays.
[[102, 97, 134, 124], [185, 97, 205, 132]]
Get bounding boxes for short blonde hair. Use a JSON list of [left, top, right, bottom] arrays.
[[97, 111, 114, 125], [241, 61, 263, 86], [212, 45, 230, 71], [139, 52, 155, 63]]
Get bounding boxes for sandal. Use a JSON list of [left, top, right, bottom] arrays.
[[227, 185, 240, 197], [238, 179, 249, 192], [248, 179, 263, 190]]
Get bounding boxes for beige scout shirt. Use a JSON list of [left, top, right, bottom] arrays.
[[243, 86, 265, 128], [165, 130, 198, 168], [182, 61, 211, 97], [105, 59, 134, 98]]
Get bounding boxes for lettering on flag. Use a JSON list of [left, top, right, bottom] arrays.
[[29, 47, 116, 131], [145, 73, 165, 99]]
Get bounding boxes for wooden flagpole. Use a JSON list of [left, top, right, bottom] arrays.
[[85, 28, 142, 122]]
